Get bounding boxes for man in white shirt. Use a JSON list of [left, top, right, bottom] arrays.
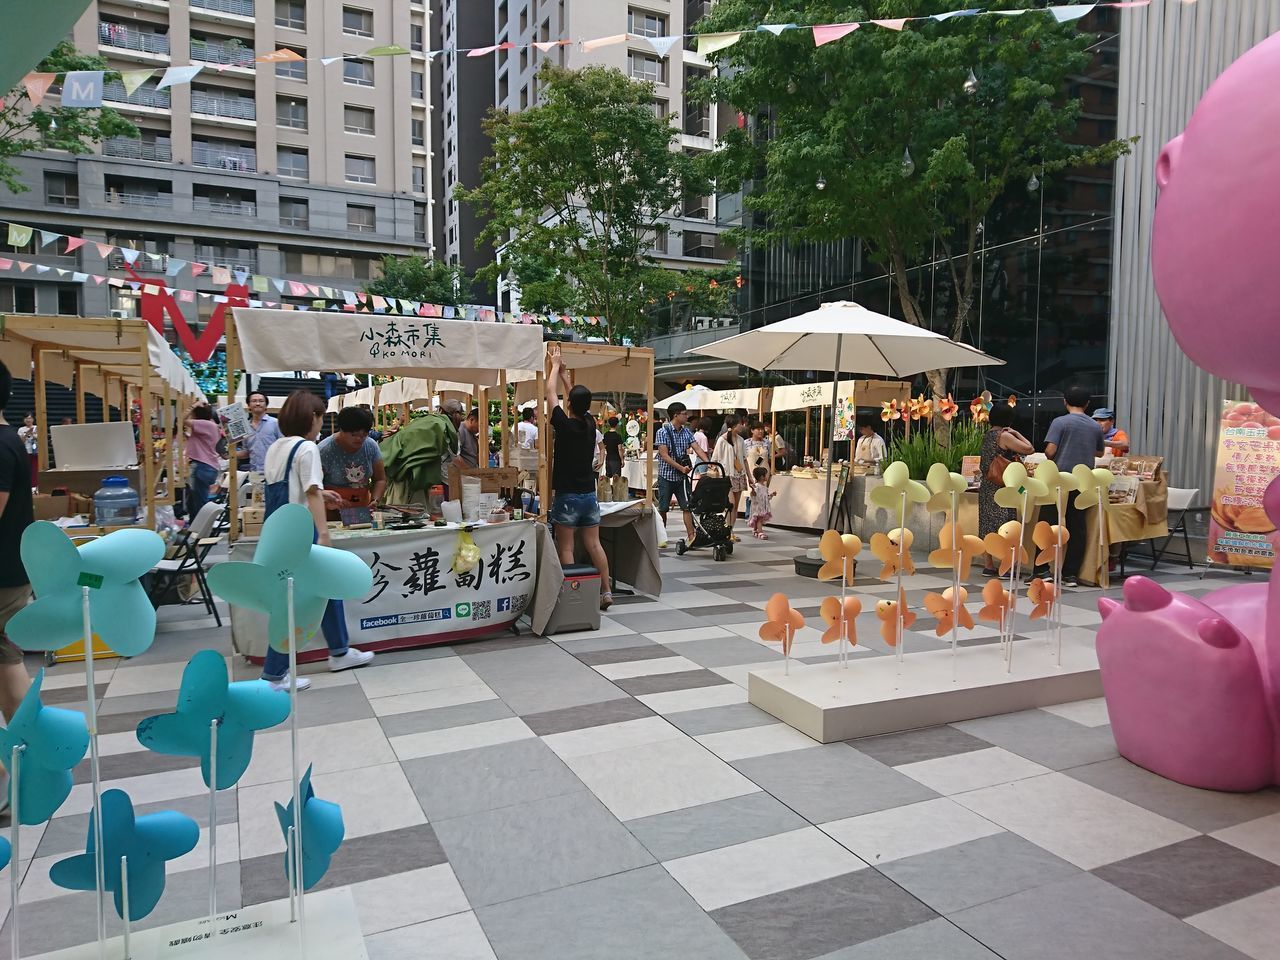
[[514, 407, 539, 488], [854, 421, 887, 467]]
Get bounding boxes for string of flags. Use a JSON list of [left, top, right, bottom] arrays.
[[6, 1, 1153, 108], [0, 219, 606, 325]]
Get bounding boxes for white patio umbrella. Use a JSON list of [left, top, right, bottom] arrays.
[[687, 301, 1004, 516], [654, 384, 717, 411]]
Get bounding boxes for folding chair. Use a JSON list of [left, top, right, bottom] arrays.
[[148, 501, 224, 626], [1150, 487, 1199, 571]]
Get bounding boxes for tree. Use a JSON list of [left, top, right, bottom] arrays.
[[0, 42, 137, 195], [457, 64, 709, 344], [366, 255, 467, 307], [700, 0, 1134, 401]]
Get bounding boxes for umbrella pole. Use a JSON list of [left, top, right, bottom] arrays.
[[823, 335, 843, 523]]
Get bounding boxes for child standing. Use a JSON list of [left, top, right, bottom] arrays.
[[748, 466, 776, 540]]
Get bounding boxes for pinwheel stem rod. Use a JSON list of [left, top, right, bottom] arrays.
[[286, 826, 296, 922], [896, 490, 906, 664], [121, 856, 130, 959], [822, 334, 844, 517], [286, 577, 306, 945], [951, 492, 960, 683], [1055, 489, 1065, 668], [81, 585, 107, 954], [209, 718, 218, 925], [10, 744, 22, 960]]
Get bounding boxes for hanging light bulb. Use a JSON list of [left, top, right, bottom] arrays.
[[1026, 171, 1040, 193], [964, 69, 978, 94], [900, 147, 915, 178], [49, 118, 57, 133], [816, 174, 827, 191]]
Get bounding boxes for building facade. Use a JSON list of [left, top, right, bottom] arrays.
[[0, 0, 437, 326]]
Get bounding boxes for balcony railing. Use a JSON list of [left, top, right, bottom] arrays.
[[103, 137, 173, 162], [195, 251, 258, 273], [102, 81, 171, 110], [98, 23, 170, 56], [189, 39, 254, 68], [191, 0, 254, 16], [645, 322, 741, 363], [108, 253, 167, 273], [194, 197, 257, 216], [192, 144, 256, 172], [190, 91, 256, 120], [280, 214, 309, 229], [104, 192, 174, 209], [683, 107, 711, 138]]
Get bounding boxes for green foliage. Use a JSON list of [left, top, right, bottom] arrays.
[[880, 419, 985, 479], [0, 42, 138, 194], [698, 1, 1135, 389], [366, 255, 467, 307], [457, 64, 711, 344]]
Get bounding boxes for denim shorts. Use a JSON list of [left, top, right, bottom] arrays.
[[550, 491, 601, 528], [657, 476, 689, 512]]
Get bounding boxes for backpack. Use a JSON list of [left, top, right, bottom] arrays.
[[264, 440, 304, 519]]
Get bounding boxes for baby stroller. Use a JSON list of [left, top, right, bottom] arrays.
[[677, 461, 735, 562]]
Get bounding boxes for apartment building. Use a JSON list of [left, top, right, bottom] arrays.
[[0, 0, 437, 325]]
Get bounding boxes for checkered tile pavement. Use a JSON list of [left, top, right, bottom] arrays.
[[7, 521, 1276, 959]]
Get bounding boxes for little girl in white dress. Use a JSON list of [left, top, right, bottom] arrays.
[[748, 467, 776, 539]]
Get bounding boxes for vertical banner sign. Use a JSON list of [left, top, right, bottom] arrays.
[[1208, 399, 1280, 569], [833, 393, 857, 443]]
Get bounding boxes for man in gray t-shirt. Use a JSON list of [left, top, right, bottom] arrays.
[[1044, 387, 1105, 582], [318, 406, 387, 525]]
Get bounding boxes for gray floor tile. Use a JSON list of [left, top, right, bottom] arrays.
[[38, 791, 239, 860], [952, 710, 1119, 770], [814, 918, 999, 959], [520, 696, 654, 736], [733, 745, 938, 824], [476, 865, 748, 960], [608, 609, 706, 632], [665, 702, 780, 737], [614, 668, 732, 696], [690, 603, 760, 617], [668, 637, 785, 669], [1091, 835, 1280, 918], [97, 689, 183, 717], [879, 832, 1082, 915], [627, 791, 809, 862], [241, 823, 446, 906], [126, 627, 232, 664], [950, 873, 1251, 960], [1066, 757, 1280, 832], [73, 746, 200, 784], [710, 870, 937, 960], [432, 790, 653, 907], [573, 643, 680, 666], [379, 697, 514, 739], [291, 680, 377, 729], [454, 634, 551, 655], [461, 643, 626, 715], [553, 634, 647, 655], [41, 682, 109, 706], [849, 725, 994, 767], [402, 738, 585, 821]]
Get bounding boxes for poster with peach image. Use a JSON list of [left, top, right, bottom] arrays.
[[1208, 399, 1280, 569]]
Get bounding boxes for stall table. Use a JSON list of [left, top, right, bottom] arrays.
[[1081, 478, 1169, 587], [620, 455, 655, 493]]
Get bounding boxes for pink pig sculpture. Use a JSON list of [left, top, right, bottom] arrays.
[[1097, 31, 1280, 791]]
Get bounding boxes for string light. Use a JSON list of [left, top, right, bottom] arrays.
[[901, 147, 915, 177], [964, 69, 979, 94]]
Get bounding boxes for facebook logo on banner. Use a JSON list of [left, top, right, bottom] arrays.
[[497, 597, 512, 613], [62, 71, 105, 108]]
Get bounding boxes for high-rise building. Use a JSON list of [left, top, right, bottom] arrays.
[[0, 0, 437, 325]]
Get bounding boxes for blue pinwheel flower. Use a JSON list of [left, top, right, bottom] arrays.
[[275, 765, 345, 891], [7, 523, 165, 657], [207, 503, 372, 653], [0, 836, 10, 872], [50, 789, 200, 920], [136, 650, 290, 790], [0, 669, 89, 824]]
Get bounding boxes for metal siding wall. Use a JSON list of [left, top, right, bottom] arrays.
[[1110, 1, 1280, 496]]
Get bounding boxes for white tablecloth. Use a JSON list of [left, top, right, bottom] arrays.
[[619, 456, 654, 491]]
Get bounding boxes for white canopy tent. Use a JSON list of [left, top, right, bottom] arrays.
[[653, 384, 762, 412]]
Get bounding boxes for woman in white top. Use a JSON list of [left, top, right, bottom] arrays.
[[259, 390, 374, 691], [712, 415, 749, 536]]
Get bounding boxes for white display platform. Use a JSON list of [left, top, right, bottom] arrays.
[[32, 887, 368, 960], [748, 633, 1102, 743]]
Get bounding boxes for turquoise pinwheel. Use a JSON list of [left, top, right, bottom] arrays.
[[136, 650, 290, 790], [0, 836, 10, 872], [206, 504, 373, 653], [49, 789, 200, 920], [0, 669, 89, 824], [275, 764, 345, 891], [7, 523, 165, 657], [869, 461, 929, 524]]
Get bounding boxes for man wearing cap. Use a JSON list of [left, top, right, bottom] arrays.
[[1093, 408, 1130, 456]]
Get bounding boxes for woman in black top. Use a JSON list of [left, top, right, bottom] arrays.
[[603, 417, 624, 478], [545, 344, 613, 609]]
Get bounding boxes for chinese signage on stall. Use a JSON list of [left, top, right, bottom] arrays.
[[1208, 399, 1280, 569]]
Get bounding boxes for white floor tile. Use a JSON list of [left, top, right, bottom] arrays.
[[369, 681, 498, 717], [61, 766, 209, 817], [821, 797, 1004, 864], [366, 911, 496, 960], [104, 660, 203, 698], [953, 772, 1198, 869], [542, 716, 682, 760], [1213, 812, 1280, 866], [593, 656, 702, 681], [38, 667, 115, 691], [1186, 885, 1280, 960], [664, 826, 866, 911], [241, 717, 397, 786], [895, 747, 1053, 795], [1041, 698, 1111, 727], [548, 619, 636, 643], [642, 626, 734, 645], [711, 660, 810, 688], [356, 656, 481, 700], [390, 717, 535, 761], [351, 863, 471, 936], [636, 684, 747, 715], [695, 722, 820, 762]]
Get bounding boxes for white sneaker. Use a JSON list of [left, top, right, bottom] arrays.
[[267, 674, 312, 692], [328, 648, 374, 672]]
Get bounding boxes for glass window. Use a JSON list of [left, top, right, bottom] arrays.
[[57, 285, 78, 316], [0, 284, 36, 313], [347, 204, 376, 233], [44, 172, 79, 208], [412, 165, 425, 192], [411, 24, 424, 52], [280, 198, 309, 228], [628, 52, 665, 84], [411, 118, 425, 146], [344, 105, 375, 135], [277, 147, 309, 180], [628, 9, 666, 37], [411, 70, 424, 99], [276, 97, 307, 130], [275, 49, 306, 80], [413, 204, 426, 242], [342, 7, 373, 37], [275, 0, 305, 30], [344, 58, 374, 87], [648, 99, 668, 118], [345, 154, 375, 184]]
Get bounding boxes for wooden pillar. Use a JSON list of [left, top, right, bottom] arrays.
[[804, 407, 811, 461], [499, 370, 509, 467], [819, 404, 825, 463], [225, 317, 240, 541], [769, 410, 777, 478], [535, 370, 549, 519], [646, 364, 655, 508], [75, 362, 87, 424], [161, 381, 173, 506], [33, 349, 48, 488], [140, 354, 155, 528], [479, 386, 489, 465]]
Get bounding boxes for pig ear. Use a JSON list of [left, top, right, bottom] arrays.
[[1197, 617, 1243, 649], [1156, 134, 1182, 189], [1123, 576, 1172, 612], [1098, 597, 1120, 621]]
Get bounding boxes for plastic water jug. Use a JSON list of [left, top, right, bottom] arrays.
[[93, 476, 140, 526]]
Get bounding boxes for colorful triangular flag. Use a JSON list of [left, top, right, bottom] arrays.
[[697, 32, 743, 55], [64, 236, 87, 254], [157, 65, 203, 90], [813, 23, 860, 45], [758, 24, 795, 35], [120, 70, 154, 95], [1049, 4, 1097, 22], [22, 73, 55, 108]]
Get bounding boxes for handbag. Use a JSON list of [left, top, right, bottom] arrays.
[[985, 429, 1021, 486], [264, 439, 303, 518]]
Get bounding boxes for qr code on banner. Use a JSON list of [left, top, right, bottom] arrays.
[[472, 600, 491, 621]]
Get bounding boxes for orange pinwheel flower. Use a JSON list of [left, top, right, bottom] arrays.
[[928, 521, 985, 582], [1032, 520, 1071, 568], [875, 588, 917, 647], [937, 394, 959, 421], [870, 528, 915, 579], [1028, 578, 1058, 620], [759, 593, 806, 657], [923, 586, 975, 637], [880, 400, 901, 422], [1007, 394, 1018, 408], [820, 595, 862, 647], [977, 578, 1013, 626], [817, 530, 862, 583], [982, 520, 1027, 576]]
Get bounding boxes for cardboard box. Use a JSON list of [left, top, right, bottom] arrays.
[[241, 521, 264, 538], [33, 494, 70, 521]]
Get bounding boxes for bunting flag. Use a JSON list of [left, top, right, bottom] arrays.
[[467, 45, 499, 58], [320, 57, 343, 66], [583, 33, 628, 52], [366, 44, 411, 56], [22, 73, 55, 108], [642, 35, 683, 57], [1050, 3, 1098, 21], [697, 32, 744, 56], [120, 248, 140, 266], [872, 19, 908, 30], [934, 8, 982, 20], [61, 71, 104, 108], [157, 65, 202, 90], [64, 236, 87, 254], [813, 23, 860, 45], [120, 69, 154, 95], [94, 242, 114, 259], [255, 48, 304, 63], [7, 224, 32, 247], [759, 24, 796, 35], [165, 258, 186, 277], [190, 262, 207, 278], [38, 230, 58, 248], [211, 266, 231, 286]]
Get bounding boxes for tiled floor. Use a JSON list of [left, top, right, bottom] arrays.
[[7, 521, 1278, 959]]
